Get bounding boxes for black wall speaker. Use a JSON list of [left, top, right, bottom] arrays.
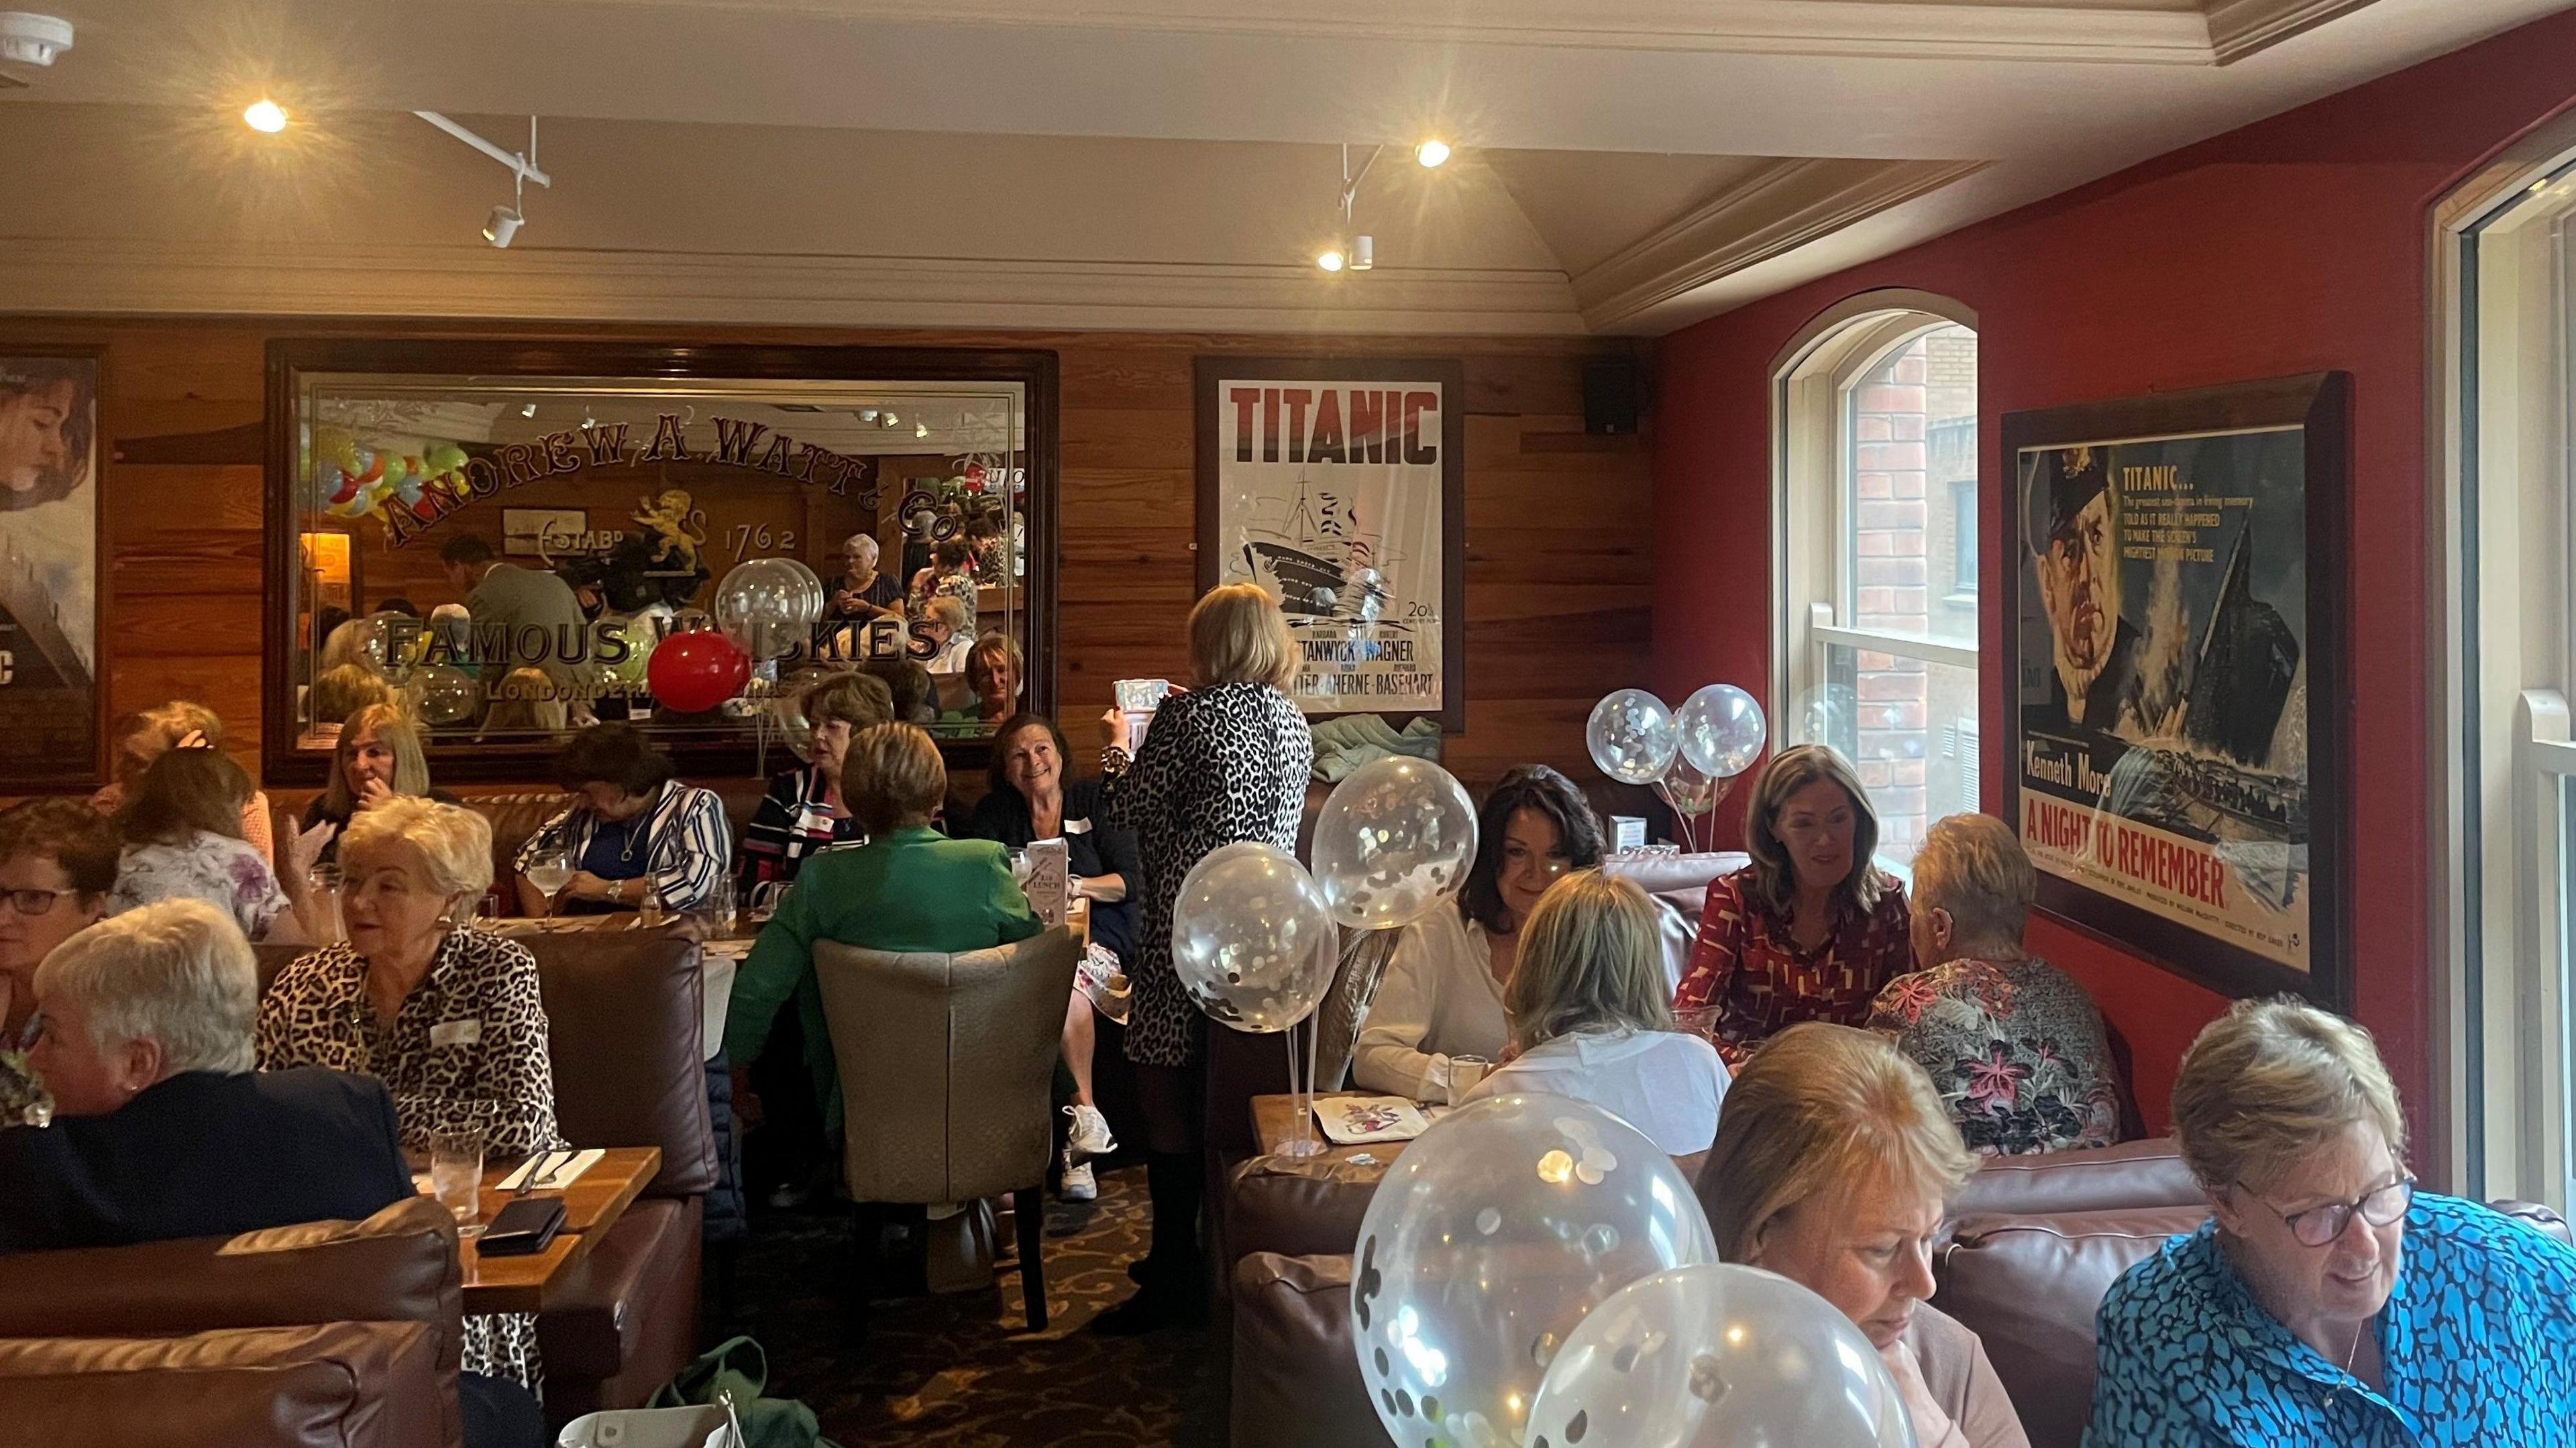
[[1584, 357, 1640, 436]]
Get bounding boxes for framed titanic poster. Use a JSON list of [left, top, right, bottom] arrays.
[[1195, 357, 1466, 730], [2001, 372, 2349, 1007], [0, 351, 104, 790]]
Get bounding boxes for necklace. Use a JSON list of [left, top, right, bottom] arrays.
[[2339, 1316, 2367, 1376]]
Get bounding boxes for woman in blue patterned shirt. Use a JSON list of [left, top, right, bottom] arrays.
[[2088, 998, 2576, 1446]]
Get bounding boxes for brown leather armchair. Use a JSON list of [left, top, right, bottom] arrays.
[[811, 928, 1081, 1331], [0, 1196, 465, 1448], [526, 932, 721, 1427]]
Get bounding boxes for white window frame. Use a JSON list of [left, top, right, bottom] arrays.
[[2434, 120, 2576, 1211], [1770, 291, 1981, 870]]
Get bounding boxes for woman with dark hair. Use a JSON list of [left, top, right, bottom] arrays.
[[1674, 744, 1913, 1067], [107, 746, 312, 945], [1352, 764, 1604, 1100], [0, 797, 120, 1123], [961, 712, 1141, 1199], [907, 537, 979, 634], [511, 723, 730, 916], [861, 657, 939, 726], [0, 359, 91, 512]]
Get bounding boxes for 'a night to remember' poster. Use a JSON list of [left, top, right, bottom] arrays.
[[2017, 427, 2311, 972]]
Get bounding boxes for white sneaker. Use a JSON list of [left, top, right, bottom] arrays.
[[1061, 1156, 1097, 1202], [1065, 1102, 1117, 1160]]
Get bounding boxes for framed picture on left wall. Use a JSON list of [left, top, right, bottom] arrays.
[[0, 351, 103, 791]]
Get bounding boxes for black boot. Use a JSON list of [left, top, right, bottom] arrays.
[[1096, 1150, 1207, 1334]]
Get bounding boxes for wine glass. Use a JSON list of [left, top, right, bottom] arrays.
[[525, 849, 574, 920]]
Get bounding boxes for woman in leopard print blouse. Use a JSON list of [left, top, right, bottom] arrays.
[[257, 797, 566, 1394], [1094, 583, 1313, 1333]]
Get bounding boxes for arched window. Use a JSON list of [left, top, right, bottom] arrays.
[[1773, 293, 1980, 871], [2438, 121, 2576, 1211]]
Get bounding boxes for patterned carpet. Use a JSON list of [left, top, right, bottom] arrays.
[[720, 1164, 1229, 1446]]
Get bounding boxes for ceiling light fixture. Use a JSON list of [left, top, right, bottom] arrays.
[[242, 97, 288, 133], [1415, 139, 1451, 168], [1317, 247, 1346, 273], [0, 12, 73, 70], [916, 423, 929, 439], [416, 111, 548, 247], [1350, 235, 1374, 272]]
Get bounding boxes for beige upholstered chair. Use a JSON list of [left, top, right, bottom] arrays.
[[812, 927, 1081, 1331]]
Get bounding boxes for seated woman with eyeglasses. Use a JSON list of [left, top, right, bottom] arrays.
[[0, 799, 120, 1123], [2088, 999, 2576, 1446]]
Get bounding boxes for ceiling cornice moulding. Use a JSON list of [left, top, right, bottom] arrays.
[[657, 0, 2222, 65], [2202, 0, 2382, 63], [0, 238, 1589, 337], [1571, 157, 1989, 331]]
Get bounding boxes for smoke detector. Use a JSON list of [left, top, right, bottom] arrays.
[[0, 13, 73, 79]]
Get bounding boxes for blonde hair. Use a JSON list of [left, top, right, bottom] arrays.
[[130, 700, 227, 750], [1911, 813, 2034, 954], [1699, 1023, 1976, 1262], [341, 797, 495, 903], [965, 632, 1023, 700], [36, 898, 257, 1076], [1501, 871, 1672, 1053], [482, 667, 567, 734], [924, 596, 971, 632], [1741, 744, 1884, 918], [1187, 583, 1296, 691], [311, 665, 393, 730], [320, 703, 431, 820], [845, 722, 947, 834], [803, 671, 894, 732], [2171, 998, 2406, 1194]]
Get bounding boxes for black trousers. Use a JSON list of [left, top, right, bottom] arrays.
[[461, 1371, 547, 1448]]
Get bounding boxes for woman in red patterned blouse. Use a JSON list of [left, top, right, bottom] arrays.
[[1674, 744, 1913, 1066]]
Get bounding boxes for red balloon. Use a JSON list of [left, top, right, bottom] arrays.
[[647, 630, 749, 713]]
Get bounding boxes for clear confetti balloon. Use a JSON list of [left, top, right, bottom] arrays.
[[1310, 757, 1479, 930], [1662, 756, 1724, 818], [714, 558, 824, 661], [1169, 841, 1338, 1034], [1529, 1264, 1913, 1448], [1675, 683, 1768, 779], [1350, 1095, 1717, 1448], [1586, 689, 1678, 784], [407, 665, 480, 727]]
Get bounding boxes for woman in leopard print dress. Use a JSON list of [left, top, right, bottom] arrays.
[[1095, 583, 1313, 1332], [258, 797, 566, 1394]]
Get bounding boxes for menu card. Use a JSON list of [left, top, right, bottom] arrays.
[[1025, 837, 1070, 928]]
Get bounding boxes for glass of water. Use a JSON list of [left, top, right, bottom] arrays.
[[429, 1127, 484, 1233]]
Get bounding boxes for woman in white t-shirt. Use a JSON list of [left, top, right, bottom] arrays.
[[1463, 869, 1730, 1163], [1351, 765, 1604, 1101]]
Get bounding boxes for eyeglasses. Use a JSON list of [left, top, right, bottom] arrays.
[[0, 888, 76, 917], [2237, 1175, 2416, 1247]]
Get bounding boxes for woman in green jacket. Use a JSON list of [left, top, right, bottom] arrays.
[[725, 722, 1040, 1141]]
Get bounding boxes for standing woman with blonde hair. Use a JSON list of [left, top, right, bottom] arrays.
[[1093, 581, 1314, 1332], [1673, 743, 1913, 1065]]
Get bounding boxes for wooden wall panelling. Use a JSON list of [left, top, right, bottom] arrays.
[[0, 319, 1650, 793]]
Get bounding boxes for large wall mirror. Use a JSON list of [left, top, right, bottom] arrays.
[[264, 341, 1057, 783]]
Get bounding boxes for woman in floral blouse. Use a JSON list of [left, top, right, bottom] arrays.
[[0, 798, 119, 1124], [108, 745, 313, 945], [258, 797, 564, 1393], [1673, 744, 1913, 1066], [1868, 813, 2120, 1156]]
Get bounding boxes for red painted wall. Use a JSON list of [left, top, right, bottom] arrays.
[[1653, 12, 2576, 1145]]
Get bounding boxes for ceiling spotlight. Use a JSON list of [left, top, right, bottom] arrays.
[[242, 98, 288, 133], [882, 412, 899, 428], [483, 205, 523, 247], [915, 423, 929, 439], [519, 402, 538, 419], [1317, 247, 1346, 273], [857, 408, 879, 423], [1415, 139, 1451, 168], [1350, 235, 1374, 272]]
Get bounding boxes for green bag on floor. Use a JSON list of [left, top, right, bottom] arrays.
[[647, 1336, 841, 1448]]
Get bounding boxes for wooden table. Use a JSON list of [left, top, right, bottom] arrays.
[[1250, 1091, 1446, 1170], [445, 1145, 661, 1313]]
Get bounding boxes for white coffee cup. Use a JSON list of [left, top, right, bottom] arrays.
[[1444, 1055, 1491, 1106]]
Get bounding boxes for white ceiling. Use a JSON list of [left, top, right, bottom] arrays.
[[0, 0, 2565, 334]]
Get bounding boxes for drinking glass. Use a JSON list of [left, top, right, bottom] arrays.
[[1444, 1055, 1491, 1107], [305, 864, 345, 946], [429, 1127, 484, 1233], [637, 888, 666, 930], [704, 877, 738, 936], [525, 850, 573, 920], [747, 880, 786, 926]]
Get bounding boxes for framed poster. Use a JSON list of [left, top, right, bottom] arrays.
[[2001, 372, 2348, 1007], [0, 351, 104, 790], [1195, 357, 1466, 729]]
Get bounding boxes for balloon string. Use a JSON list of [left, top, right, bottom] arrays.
[[1303, 997, 1323, 1156]]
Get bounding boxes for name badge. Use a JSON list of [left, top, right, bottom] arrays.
[[1063, 818, 1092, 836], [431, 1019, 482, 1049]]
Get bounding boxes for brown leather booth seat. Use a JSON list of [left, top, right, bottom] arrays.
[[1232, 1254, 1390, 1448], [525, 932, 720, 1428], [0, 1196, 466, 1448]]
